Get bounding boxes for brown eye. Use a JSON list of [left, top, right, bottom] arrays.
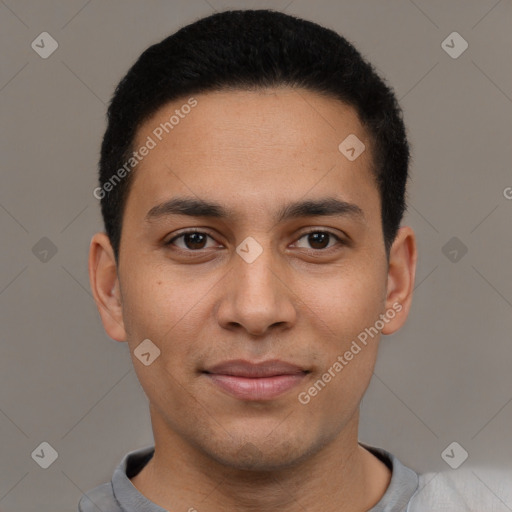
[[307, 232, 330, 249], [294, 230, 343, 250], [182, 232, 208, 249], [166, 231, 215, 250]]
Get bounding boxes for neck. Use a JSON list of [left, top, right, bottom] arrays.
[[130, 409, 391, 512]]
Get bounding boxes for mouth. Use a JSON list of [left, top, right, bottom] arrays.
[[202, 359, 310, 401]]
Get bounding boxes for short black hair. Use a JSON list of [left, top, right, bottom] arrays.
[[98, 9, 410, 263]]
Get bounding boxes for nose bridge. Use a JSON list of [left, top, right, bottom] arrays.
[[235, 235, 282, 305], [216, 234, 296, 334]]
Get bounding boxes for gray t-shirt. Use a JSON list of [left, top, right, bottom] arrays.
[[77, 443, 418, 511], [77, 444, 509, 511]]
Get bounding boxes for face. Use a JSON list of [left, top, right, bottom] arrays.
[[90, 88, 416, 471]]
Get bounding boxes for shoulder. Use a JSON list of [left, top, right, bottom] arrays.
[[77, 482, 123, 512], [409, 468, 512, 511], [76, 445, 155, 512]]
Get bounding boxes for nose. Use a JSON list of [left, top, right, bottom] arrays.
[[215, 240, 297, 337]]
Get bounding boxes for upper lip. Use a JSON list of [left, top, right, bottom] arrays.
[[203, 359, 308, 378]]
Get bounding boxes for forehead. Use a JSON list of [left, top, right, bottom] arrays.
[[127, 88, 378, 223], [135, 87, 367, 158]]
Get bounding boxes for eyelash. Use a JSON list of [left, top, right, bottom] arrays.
[[165, 228, 346, 254]]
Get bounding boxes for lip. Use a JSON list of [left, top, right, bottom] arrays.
[[203, 359, 309, 401]]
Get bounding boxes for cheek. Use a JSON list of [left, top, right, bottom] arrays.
[[120, 263, 211, 380], [303, 265, 386, 341], [298, 280, 382, 420], [296, 265, 385, 401], [120, 269, 202, 412], [121, 261, 203, 336]]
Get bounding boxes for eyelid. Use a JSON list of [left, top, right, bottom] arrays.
[[296, 227, 346, 240]]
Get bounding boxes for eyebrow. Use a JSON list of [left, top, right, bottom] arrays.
[[145, 196, 365, 224]]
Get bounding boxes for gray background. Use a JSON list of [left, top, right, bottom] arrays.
[[0, 0, 511, 510]]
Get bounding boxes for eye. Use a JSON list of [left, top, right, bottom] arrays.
[[164, 228, 346, 253], [165, 230, 218, 251], [293, 230, 344, 251]]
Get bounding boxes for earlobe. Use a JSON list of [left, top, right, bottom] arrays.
[[88, 232, 127, 342], [381, 226, 417, 335]]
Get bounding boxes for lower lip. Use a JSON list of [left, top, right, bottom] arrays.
[[205, 373, 307, 401]]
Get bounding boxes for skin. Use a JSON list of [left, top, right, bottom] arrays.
[[89, 88, 417, 512]]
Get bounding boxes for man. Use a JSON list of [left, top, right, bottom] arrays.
[[80, 8, 477, 512]]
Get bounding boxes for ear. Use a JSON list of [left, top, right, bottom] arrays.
[[381, 226, 417, 335], [88, 232, 127, 342]]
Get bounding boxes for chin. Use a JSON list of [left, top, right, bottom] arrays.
[[200, 432, 318, 473], [212, 448, 300, 472]]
